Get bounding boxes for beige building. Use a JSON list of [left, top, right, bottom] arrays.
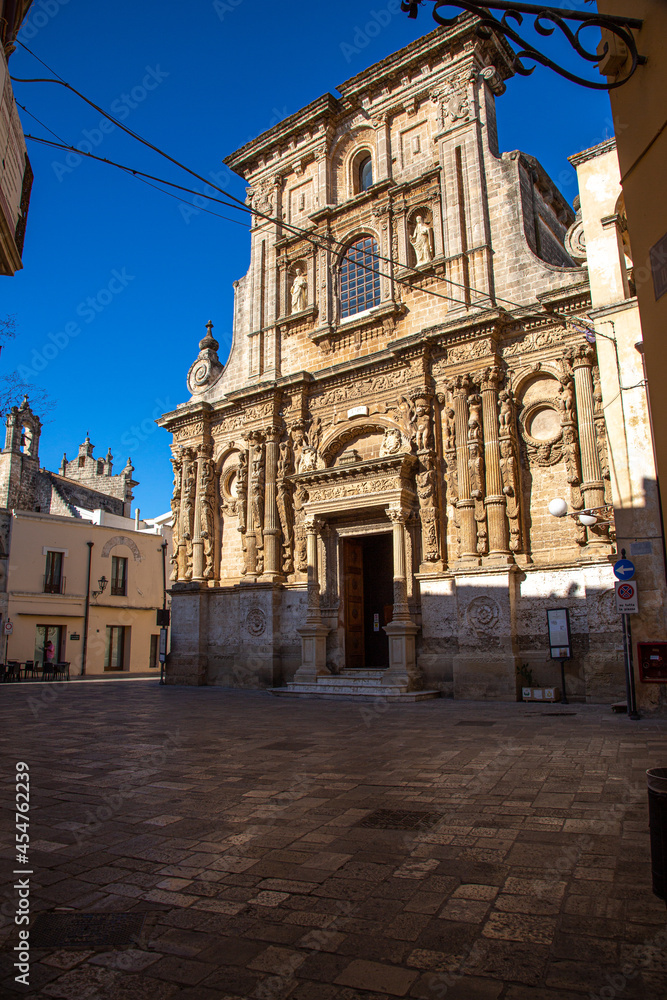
[[0, 1, 33, 275], [159, 20, 663, 707], [568, 138, 666, 712], [598, 0, 667, 579], [0, 399, 172, 674]]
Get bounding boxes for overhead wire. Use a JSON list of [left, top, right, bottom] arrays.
[[13, 39, 594, 332]]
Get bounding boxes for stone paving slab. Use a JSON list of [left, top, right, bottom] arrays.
[[0, 683, 666, 998]]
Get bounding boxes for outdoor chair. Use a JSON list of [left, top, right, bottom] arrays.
[[42, 661, 55, 681], [53, 661, 70, 681], [0, 664, 5, 682], [6, 661, 21, 682], [22, 660, 35, 679]]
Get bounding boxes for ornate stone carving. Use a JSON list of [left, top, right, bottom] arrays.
[[169, 454, 182, 581], [186, 322, 224, 396], [564, 195, 587, 263], [293, 484, 308, 572], [467, 596, 500, 634], [436, 77, 470, 129], [416, 453, 439, 562], [199, 450, 216, 579], [245, 607, 267, 636], [498, 390, 522, 553], [379, 427, 402, 456]]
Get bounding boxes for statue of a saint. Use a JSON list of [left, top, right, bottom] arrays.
[[290, 267, 308, 314], [410, 215, 433, 266]]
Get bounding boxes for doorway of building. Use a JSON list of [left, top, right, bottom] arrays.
[[34, 624, 64, 665], [342, 533, 393, 669]]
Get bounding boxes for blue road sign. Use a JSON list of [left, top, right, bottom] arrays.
[[613, 558, 635, 581]]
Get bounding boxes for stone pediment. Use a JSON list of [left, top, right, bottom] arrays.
[[291, 453, 418, 513]]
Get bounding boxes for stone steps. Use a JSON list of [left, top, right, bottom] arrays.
[[268, 670, 441, 701]]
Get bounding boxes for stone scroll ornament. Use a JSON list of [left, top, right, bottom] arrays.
[[467, 393, 488, 555], [498, 390, 522, 553]]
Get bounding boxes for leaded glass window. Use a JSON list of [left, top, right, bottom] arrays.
[[340, 236, 381, 319]]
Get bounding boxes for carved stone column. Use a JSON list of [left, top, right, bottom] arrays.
[[191, 446, 206, 582], [305, 515, 322, 625], [481, 367, 511, 560], [247, 432, 265, 577], [262, 425, 282, 580], [236, 446, 251, 576], [295, 514, 330, 682], [169, 452, 183, 582], [384, 506, 420, 691], [568, 346, 607, 549], [450, 376, 479, 564], [180, 448, 196, 581]]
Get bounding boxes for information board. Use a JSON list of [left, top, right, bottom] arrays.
[[547, 608, 571, 660]]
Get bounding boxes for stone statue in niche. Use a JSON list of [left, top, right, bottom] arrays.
[[558, 377, 576, 421], [410, 397, 434, 452], [443, 407, 456, 452], [410, 215, 433, 266], [290, 267, 308, 314]]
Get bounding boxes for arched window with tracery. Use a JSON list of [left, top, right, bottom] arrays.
[[339, 236, 381, 319]]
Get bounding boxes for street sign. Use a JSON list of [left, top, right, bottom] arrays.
[[613, 558, 635, 581], [3, 621, 12, 635], [615, 580, 639, 614]]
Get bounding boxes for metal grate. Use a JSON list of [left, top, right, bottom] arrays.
[[455, 721, 496, 727], [358, 809, 442, 831], [30, 912, 146, 949]]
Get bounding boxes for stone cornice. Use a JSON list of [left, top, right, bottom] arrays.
[[568, 138, 617, 168], [290, 452, 418, 487]]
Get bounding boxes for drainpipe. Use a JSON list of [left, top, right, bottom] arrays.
[[81, 541, 93, 676]]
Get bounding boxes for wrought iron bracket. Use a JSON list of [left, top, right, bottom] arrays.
[[400, 2, 646, 90]]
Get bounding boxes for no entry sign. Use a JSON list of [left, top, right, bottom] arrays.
[[615, 580, 639, 614]]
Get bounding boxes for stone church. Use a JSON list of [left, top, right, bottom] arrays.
[[159, 19, 626, 701]]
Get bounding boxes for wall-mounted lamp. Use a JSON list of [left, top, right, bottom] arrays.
[[548, 497, 615, 528], [92, 575, 108, 598]]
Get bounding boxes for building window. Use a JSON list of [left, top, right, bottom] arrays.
[[340, 236, 381, 319], [105, 625, 126, 670], [44, 551, 63, 594], [150, 634, 159, 669], [359, 156, 373, 192], [78, 456, 85, 468], [111, 556, 127, 596]]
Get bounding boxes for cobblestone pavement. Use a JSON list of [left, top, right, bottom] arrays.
[[1, 681, 666, 999]]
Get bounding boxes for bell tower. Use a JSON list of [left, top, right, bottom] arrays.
[[0, 396, 42, 509]]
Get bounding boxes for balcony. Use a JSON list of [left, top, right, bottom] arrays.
[[43, 576, 66, 595]]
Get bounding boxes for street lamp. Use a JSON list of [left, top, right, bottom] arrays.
[[548, 497, 615, 528], [92, 575, 108, 599]]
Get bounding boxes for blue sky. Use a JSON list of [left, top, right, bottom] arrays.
[[3, 0, 612, 516]]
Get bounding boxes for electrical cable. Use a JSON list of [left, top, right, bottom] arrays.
[[23, 133, 470, 308], [14, 39, 595, 331]]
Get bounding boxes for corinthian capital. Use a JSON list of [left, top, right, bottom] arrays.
[[480, 366, 504, 393], [386, 506, 408, 526]]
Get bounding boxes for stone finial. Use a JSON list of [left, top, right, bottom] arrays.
[[199, 320, 219, 353], [60, 452, 67, 475], [123, 457, 134, 477]]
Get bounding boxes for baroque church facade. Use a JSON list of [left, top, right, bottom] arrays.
[[159, 20, 625, 701]]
